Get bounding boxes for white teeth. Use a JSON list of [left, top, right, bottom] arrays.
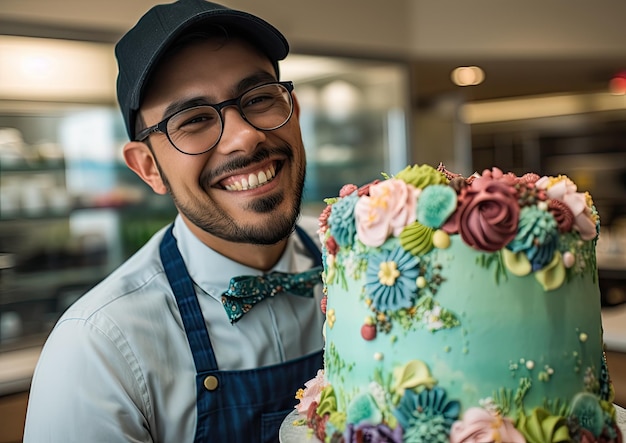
[[225, 166, 276, 191], [247, 173, 259, 188]]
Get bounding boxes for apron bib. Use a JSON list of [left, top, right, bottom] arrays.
[[159, 225, 323, 443]]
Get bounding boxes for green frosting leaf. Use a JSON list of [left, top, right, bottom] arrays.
[[502, 248, 532, 276], [517, 407, 570, 443], [534, 251, 566, 291], [391, 360, 437, 397], [327, 411, 347, 436], [317, 385, 338, 417]]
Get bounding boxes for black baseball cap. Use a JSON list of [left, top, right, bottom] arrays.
[[115, 0, 289, 140]]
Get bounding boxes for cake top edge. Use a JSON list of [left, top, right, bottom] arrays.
[[318, 163, 600, 287]]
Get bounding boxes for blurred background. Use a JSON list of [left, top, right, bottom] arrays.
[[1, 1, 626, 440]]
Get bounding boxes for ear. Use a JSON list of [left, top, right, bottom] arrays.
[[123, 141, 168, 195], [292, 91, 301, 119]]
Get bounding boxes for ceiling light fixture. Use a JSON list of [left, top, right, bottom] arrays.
[[451, 66, 485, 87]]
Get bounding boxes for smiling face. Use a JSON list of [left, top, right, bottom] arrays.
[[123, 36, 306, 265]]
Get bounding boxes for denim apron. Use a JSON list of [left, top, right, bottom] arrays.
[[159, 224, 323, 443]]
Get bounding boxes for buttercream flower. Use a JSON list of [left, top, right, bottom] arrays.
[[339, 183, 358, 197], [395, 164, 448, 189], [355, 179, 420, 247], [443, 175, 520, 252], [480, 167, 517, 186], [579, 427, 624, 443], [400, 221, 435, 256], [570, 392, 605, 437], [358, 179, 381, 197], [295, 370, 327, 414], [507, 205, 559, 271], [325, 236, 339, 256], [365, 246, 419, 312], [306, 401, 330, 442], [517, 172, 541, 185], [318, 204, 332, 235], [344, 422, 404, 443], [536, 175, 598, 241], [416, 184, 458, 229], [423, 305, 444, 331], [393, 387, 460, 441], [328, 193, 359, 247], [346, 392, 383, 426], [449, 407, 525, 443], [547, 199, 574, 233]]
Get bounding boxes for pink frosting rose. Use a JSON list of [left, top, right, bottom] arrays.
[[295, 370, 327, 414], [450, 407, 525, 443], [443, 175, 519, 252], [535, 176, 597, 240], [354, 179, 420, 247]]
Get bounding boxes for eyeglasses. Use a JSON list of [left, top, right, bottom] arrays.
[[135, 81, 295, 155]]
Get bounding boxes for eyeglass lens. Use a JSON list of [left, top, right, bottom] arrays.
[[167, 83, 293, 154]]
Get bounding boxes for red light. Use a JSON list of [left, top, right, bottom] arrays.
[[609, 71, 626, 95]]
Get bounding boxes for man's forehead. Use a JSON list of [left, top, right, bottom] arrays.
[[140, 39, 275, 112]]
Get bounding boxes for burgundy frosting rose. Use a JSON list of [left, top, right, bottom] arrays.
[[443, 175, 520, 252], [357, 179, 381, 197]]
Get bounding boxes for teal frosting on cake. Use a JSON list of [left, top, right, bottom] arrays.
[[295, 163, 621, 443]]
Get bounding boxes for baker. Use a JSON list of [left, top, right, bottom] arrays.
[[23, 1, 324, 441]]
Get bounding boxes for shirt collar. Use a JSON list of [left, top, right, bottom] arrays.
[[171, 215, 307, 301]]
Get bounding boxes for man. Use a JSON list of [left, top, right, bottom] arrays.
[[23, 1, 324, 442]]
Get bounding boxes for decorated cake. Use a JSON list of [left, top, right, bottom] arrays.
[[294, 163, 621, 442]]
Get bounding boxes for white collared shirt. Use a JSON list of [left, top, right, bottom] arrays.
[[23, 215, 324, 443]]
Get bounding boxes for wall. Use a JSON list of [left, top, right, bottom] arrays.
[[3, 1, 626, 59], [407, 0, 626, 58]]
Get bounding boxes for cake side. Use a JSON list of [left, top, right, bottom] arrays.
[[295, 163, 621, 443]]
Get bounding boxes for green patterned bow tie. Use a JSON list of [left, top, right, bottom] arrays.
[[222, 266, 323, 323]]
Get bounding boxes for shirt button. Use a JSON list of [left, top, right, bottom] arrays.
[[203, 375, 219, 391]]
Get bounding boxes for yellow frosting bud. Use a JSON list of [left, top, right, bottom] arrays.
[[432, 229, 451, 249]]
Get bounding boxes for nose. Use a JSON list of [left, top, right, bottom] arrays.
[[214, 106, 266, 155]]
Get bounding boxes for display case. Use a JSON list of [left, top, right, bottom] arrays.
[[0, 103, 176, 350]]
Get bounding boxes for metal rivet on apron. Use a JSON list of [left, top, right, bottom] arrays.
[[203, 375, 219, 391]]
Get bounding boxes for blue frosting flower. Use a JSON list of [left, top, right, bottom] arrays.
[[328, 193, 359, 247], [365, 246, 419, 311], [507, 205, 558, 271], [393, 387, 460, 442]]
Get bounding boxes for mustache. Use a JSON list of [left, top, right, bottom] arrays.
[[203, 145, 294, 184]]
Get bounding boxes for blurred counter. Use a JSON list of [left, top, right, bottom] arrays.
[[0, 345, 41, 396]]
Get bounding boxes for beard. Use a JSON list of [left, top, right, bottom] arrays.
[[156, 145, 305, 245]]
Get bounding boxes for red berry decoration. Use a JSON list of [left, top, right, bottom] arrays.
[[320, 296, 327, 314], [361, 323, 376, 341]]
